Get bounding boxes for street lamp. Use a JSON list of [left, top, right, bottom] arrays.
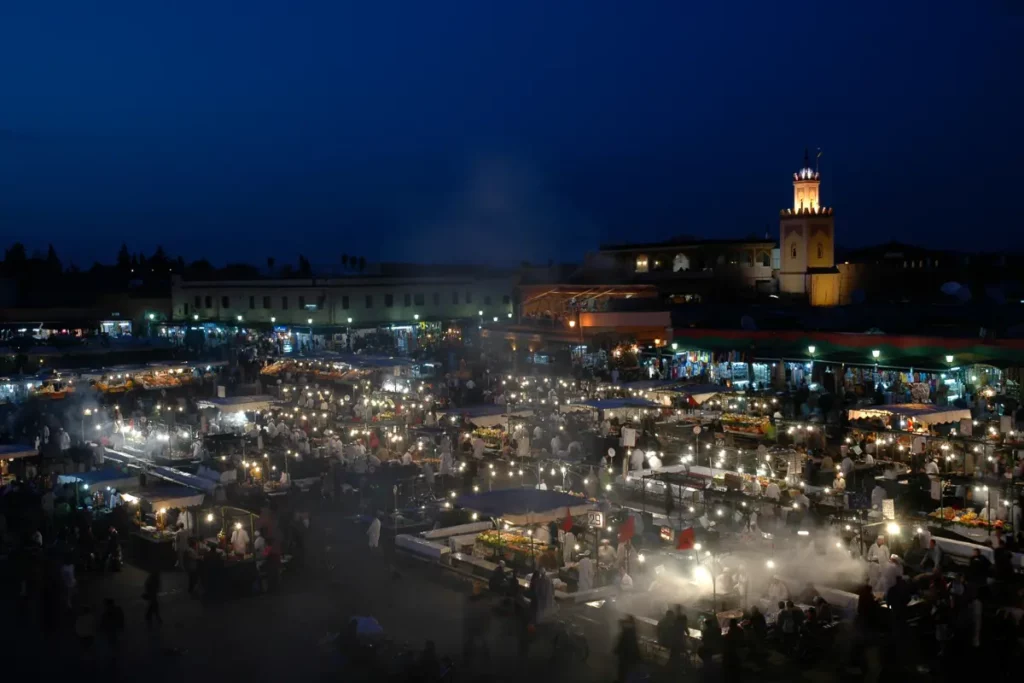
[[148, 313, 155, 320], [871, 349, 880, 359], [307, 318, 313, 324], [568, 320, 576, 328], [414, 314, 420, 320], [945, 355, 954, 364], [237, 315, 243, 322], [807, 345, 816, 355], [478, 310, 483, 316], [671, 342, 678, 351], [271, 317, 276, 323], [193, 314, 199, 321], [347, 317, 353, 324]]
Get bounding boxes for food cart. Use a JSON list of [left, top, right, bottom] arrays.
[[122, 485, 205, 570]]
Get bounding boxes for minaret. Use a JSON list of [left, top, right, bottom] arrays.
[[778, 149, 836, 303], [792, 147, 820, 211]]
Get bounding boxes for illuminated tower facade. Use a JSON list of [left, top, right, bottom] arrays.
[[778, 150, 838, 304]]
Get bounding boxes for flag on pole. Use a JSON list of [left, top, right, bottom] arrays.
[[561, 508, 574, 532], [676, 526, 696, 550]]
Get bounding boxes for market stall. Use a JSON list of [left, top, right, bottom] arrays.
[[847, 404, 972, 432], [122, 485, 205, 570], [452, 488, 595, 573], [0, 443, 38, 482]]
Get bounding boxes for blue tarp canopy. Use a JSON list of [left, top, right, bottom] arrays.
[[454, 488, 593, 525], [320, 353, 413, 369], [0, 443, 37, 459], [623, 380, 684, 391], [444, 404, 507, 417], [149, 465, 219, 494], [569, 398, 661, 410], [58, 467, 140, 491]]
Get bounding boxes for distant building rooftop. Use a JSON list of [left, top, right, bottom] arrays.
[[598, 237, 776, 252]]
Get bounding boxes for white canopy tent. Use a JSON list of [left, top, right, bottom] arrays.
[[198, 395, 276, 413], [122, 485, 205, 510], [847, 403, 971, 426]]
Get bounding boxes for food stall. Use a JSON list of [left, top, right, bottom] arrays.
[[847, 403, 972, 434], [198, 395, 277, 435], [58, 467, 141, 506], [122, 485, 205, 570], [448, 488, 595, 578], [196, 504, 265, 598], [719, 414, 770, 437], [0, 443, 38, 482]]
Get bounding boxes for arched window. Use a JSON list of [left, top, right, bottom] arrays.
[[816, 243, 824, 259], [791, 245, 797, 259], [673, 253, 690, 272], [761, 251, 771, 267]]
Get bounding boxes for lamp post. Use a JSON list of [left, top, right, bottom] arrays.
[[81, 408, 93, 443]]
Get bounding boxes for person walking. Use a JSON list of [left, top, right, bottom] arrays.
[[367, 516, 381, 550], [614, 616, 641, 683], [143, 569, 163, 627]]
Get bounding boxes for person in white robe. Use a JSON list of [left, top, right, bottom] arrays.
[[367, 517, 381, 549], [230, 524, 250, 555], [871, 484, 887, 511], [865, 535, 890, 585], [630, 448, 645, 471], [577, 555, 595, 592], [875, 555, 902, 594], [563, 530, 576, 566]]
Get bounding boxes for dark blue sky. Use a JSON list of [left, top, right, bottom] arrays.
[[0, 2, 1020, 267]]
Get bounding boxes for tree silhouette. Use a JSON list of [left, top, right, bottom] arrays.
[[267, 257, 275, 272], [2, 243, 27, 277], [151, 246, 169, 268], [298, 255, 312, 277], [186, 259, 216, 279], [358, 256, 366, 272], [117, 243, 131, 270], [45, 244, 62, 274], [341, 253, 349, 269]]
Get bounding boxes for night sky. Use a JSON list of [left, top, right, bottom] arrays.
[[0, 3, 1019, 267]]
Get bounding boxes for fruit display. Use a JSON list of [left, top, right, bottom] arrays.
[[927, 507, 1009, 530], [477, 529, 535, 552], [261, 361, 291, 376], [96, 379, 133, 393], [139, 372, 190, 391], [473, 428, 505, 447], [261, 360, 369, 384], [720, 414, 769, 436]]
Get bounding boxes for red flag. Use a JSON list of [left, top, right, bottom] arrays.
[[676, 526, 696, 551], [618, 515, 635, 543], [561, 508, 574, 532]]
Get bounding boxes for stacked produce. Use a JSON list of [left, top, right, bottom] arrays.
[[719, 413, 769, 436], [927, 507, 1009, 530]]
